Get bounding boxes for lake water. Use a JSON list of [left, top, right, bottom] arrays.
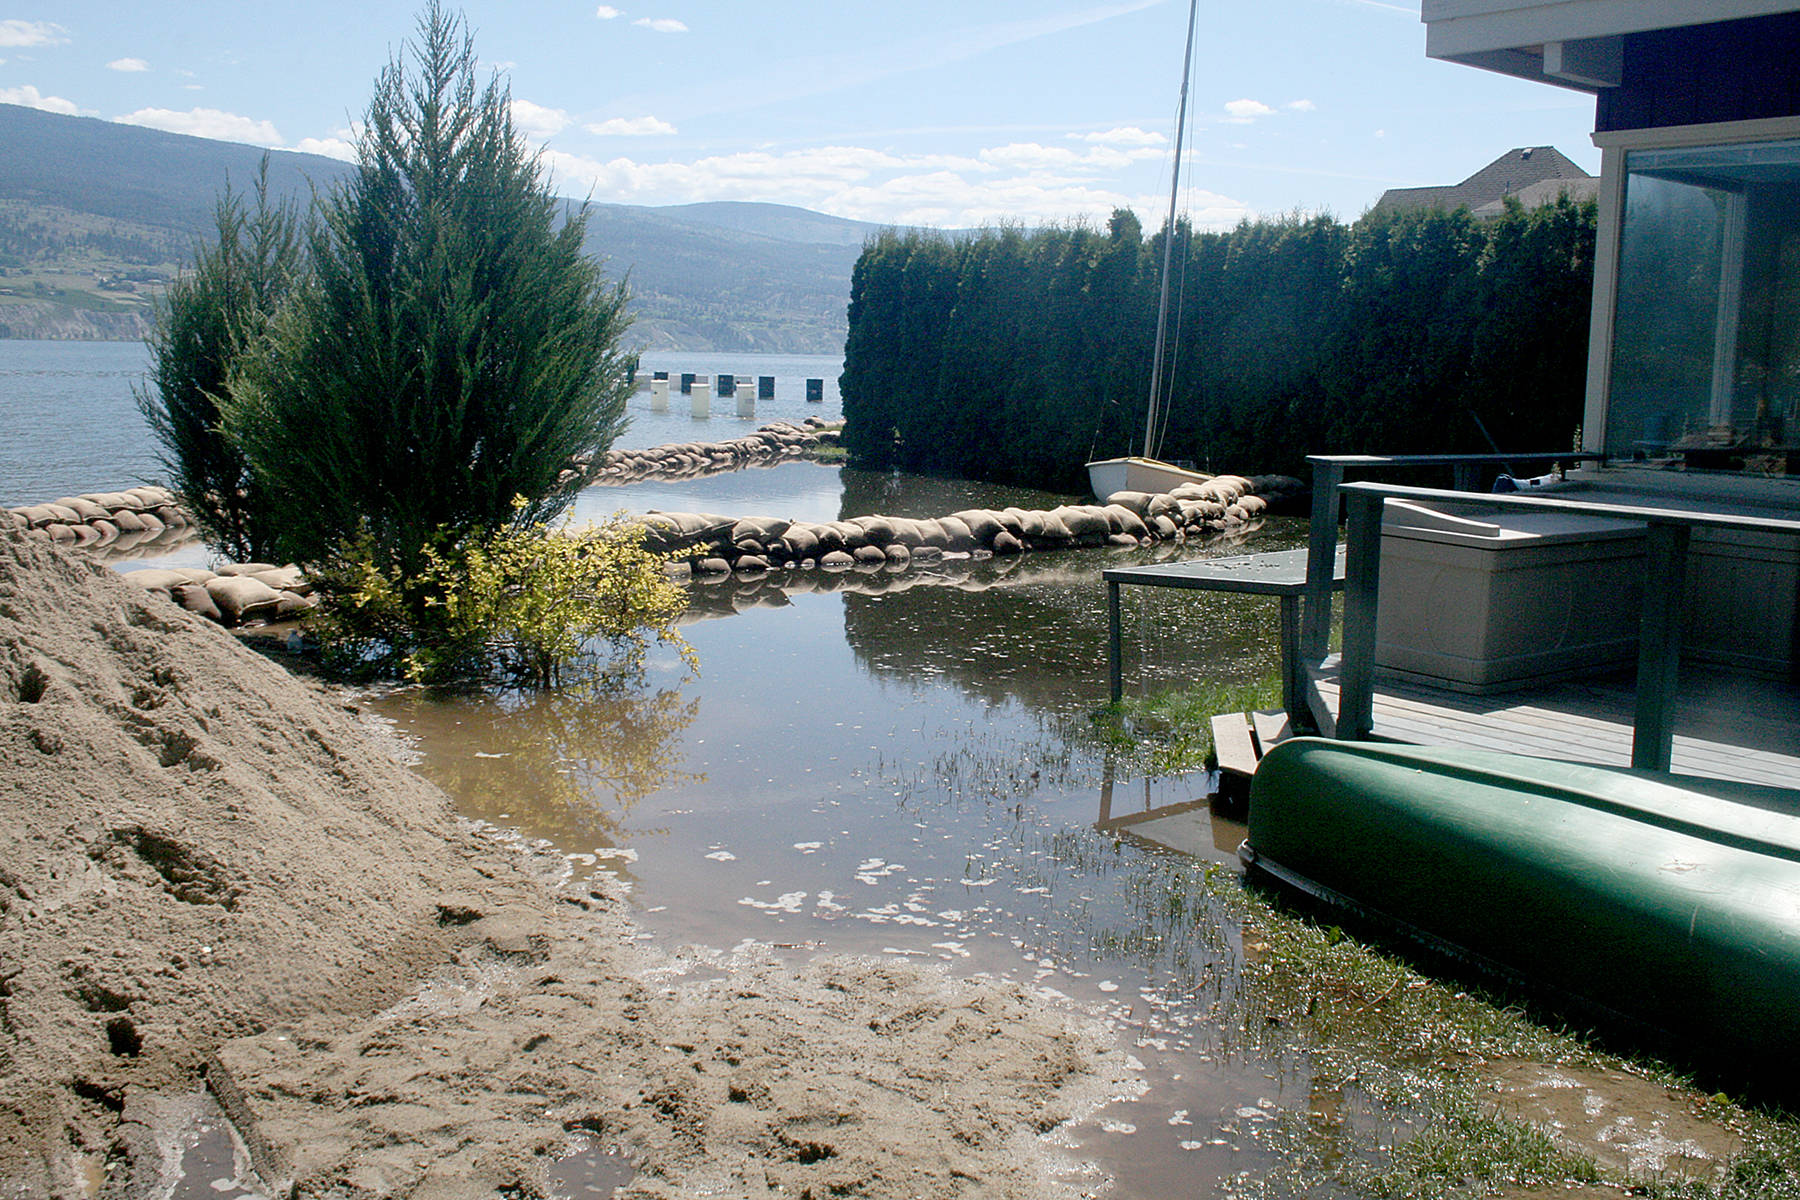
[[0, 340, 843, 508], [7, 339, 1395, 1197]]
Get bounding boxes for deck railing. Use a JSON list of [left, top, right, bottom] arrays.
[[1331, 480, 1800, 771], [1300, 451, 1605, 662]]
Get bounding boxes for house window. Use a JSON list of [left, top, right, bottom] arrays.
[[1607, 138, 1800, 476]]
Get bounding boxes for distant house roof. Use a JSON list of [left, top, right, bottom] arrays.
[[1372, 146, 1595, 216]]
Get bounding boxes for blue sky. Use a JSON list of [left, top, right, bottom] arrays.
[[1, 2, 1599, 228]]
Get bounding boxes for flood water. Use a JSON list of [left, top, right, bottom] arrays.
[[372, 462, 1400, 1197], [6, 340, 1398, 1196]]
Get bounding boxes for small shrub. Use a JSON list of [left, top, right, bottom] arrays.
[[307, 511, 694, 689]]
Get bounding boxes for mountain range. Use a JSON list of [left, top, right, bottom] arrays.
[[0, 102, 891, 353]]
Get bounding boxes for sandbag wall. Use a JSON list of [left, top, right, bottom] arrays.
[[640, 474, 1303, 577], [576, 418, 841, 486], [122, 563, 318, 627], [6, 487, 198, 559]]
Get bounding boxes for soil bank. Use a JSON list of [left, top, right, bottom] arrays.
[[0, 525, 1121, 1198]]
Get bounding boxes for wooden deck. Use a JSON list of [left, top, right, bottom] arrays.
[[1307, 658, 1800, 789]]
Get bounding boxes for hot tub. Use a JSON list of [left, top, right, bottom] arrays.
[[1375, 498, 1647, 692]]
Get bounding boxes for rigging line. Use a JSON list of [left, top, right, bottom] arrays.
[[1143, 0, 1201, 463], [1154, 74, 1200, 465], [1157, 212, 1192, 462]]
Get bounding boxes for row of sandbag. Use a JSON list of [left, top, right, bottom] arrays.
[[6, 486, 200, 558], [123, 562, 317, 628], [674, 519, 1267, 622], [578, 418, 840, 486], [642, 474, 1301, 575]]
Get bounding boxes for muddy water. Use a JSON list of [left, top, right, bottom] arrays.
[[371, 465, 1398, 1197]]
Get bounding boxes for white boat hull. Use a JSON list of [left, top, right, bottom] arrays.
[[1086, 456, 1213, 502]]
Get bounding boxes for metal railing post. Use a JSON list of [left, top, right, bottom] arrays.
[[1301, 456, 1343, 662], [1337, 489, 1384, 741], [1107, 579, 1123, 704], [1632, 521, 1689, 770]]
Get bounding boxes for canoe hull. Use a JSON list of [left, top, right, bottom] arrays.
[[1243, 738, 1800, 1087]]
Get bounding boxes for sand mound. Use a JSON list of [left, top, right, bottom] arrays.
[[0, 526, 1118, 1198]]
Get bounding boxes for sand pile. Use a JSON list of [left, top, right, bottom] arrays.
[[0, 525, 1119, 1198]]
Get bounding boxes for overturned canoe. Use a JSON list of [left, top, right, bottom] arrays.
[[1241, 737, 1800, 1089]]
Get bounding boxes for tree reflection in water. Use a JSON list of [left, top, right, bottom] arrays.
[[374, 682, 701, 881]]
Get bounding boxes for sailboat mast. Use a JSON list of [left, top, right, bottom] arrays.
[[1143, 0, 1200, 462]]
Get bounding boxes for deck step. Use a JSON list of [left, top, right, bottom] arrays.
[[1211, 711, 1260, 812], [1211, 712, 1259, 776], [1250, 709, 1291, 754]]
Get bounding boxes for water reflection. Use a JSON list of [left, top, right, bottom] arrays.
[[365, 477, 1361, 1196], [377, 683, 700, 877]]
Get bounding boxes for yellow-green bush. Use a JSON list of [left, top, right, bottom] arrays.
[[308, 511, 694, 689]]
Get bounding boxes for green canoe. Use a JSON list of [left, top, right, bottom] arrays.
[[1242, 737, 1800, 1087]]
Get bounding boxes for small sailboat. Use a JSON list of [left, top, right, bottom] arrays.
[[1086, 0, 1212, 504]]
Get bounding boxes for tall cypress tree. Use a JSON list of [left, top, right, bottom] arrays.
[[137, 159, 302, 563], [224, 2, 634, 575]]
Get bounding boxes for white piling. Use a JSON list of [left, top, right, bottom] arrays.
[[735, 382, 755, 418], [650, 379, 669, 411], [691, 384, 711, 419]]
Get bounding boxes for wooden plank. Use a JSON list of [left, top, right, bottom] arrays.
[[1251, 709, 1291, 754], [1212, 712, 1259, 778], [1304, 657, 1800, 787]]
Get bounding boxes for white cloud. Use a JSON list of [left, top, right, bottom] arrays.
[[1071, 126, 1166, 148], [0, 19, 65, 48], [586, 115, 677, 137], [510, 98, 570, 139], [0, 84, 91, 116], [980, 140, 1161, 174], [595, 4, 623, 17], [1223, 98, 1277, 122], [1287, 99, 1316, 112], [106, 57, 150, 72], [295, 135, 357, 161], [537, 138, 1250, 230], [116, 106, 281, 146], [633, 17, 687, 33]]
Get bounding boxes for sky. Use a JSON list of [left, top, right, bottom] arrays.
[[0, 1, 1601, 230]]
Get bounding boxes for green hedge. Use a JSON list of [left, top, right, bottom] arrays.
[[840, 198, 1596, 492]]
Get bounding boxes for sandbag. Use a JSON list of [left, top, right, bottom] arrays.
[[205, 575, 284, 626], [170, 582, 222, 622]]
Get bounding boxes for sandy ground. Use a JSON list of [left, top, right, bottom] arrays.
[[0, 525, 1121, 1198]]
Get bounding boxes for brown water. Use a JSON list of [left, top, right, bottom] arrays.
[[370, 465, 1402, 1197]]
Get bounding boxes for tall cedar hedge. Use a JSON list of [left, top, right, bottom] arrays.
[[840, 198, 1596, 492]]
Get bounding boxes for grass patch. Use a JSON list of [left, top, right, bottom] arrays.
[[1019, 798, 1800, 1198], [1077, 671, 1284, 776]]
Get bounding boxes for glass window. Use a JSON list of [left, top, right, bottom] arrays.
[[1608, 139, 1800, 476]]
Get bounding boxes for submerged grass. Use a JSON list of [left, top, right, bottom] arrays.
[[1079, 671, 1285, 776], [1004, 759, 1800, 1199]]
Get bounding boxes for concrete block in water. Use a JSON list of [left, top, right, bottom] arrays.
[[758, 375, 775, 398], [691, 385, 711, 418], [735, 382, 755, 418], [806, 378, 824, 403], [650, 379, 669, 412]]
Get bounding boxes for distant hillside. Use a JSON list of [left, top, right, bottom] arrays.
[[0, 103, 890, 352]]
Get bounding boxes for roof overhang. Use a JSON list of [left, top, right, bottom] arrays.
[[1423, 0, 1800, 91]]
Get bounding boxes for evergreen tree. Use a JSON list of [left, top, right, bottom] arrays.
[[224, 2, 634, 577], [137, 159, 302, 563]]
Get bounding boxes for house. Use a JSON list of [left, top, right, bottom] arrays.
[[1371, 146, 1598, 217], [1289, 1, 1800, 781], [1422, 1, 1800, 492]]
